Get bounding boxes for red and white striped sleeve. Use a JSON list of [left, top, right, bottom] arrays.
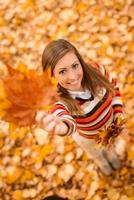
[[92, 62, 125, 120], [49, 102, 76, 136]]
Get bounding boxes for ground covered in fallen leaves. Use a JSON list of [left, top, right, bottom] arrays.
[[0, 0, 134, 199]]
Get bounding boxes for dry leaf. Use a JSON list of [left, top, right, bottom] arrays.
[[12, 190, 24, 200], [95, 116, 126, 147], [0, 64, 58, 126], [58, 164, 75, 182]]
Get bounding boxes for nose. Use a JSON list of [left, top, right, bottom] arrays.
[[68, 69, 77, 80]]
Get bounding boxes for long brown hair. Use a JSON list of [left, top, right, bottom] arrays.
[[42, 39, 115, 115]]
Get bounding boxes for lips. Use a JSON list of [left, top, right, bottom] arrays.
[[68, 80, 79, 85]]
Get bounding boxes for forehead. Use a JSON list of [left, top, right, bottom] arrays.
[[55, 51, 79, 70]]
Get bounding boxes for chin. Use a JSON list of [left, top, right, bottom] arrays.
[[70, 87, 82, 91], [63, 83, 82, 91]]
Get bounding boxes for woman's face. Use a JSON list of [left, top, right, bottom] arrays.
[[53, 51, 83, 91]]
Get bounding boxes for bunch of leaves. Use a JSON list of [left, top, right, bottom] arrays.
[[0, 64, 58, 126], [95, 116, 126, 147]]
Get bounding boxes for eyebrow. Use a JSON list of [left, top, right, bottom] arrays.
[[58, 60, 78, 71]]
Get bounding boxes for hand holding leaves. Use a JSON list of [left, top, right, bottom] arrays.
[[95, 116, 126, 147]]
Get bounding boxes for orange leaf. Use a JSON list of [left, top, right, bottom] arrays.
[[0, 64, 58, 126]]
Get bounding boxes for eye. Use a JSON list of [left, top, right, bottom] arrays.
[[72, 64, 79, 69], [59, 70, 66, 75]]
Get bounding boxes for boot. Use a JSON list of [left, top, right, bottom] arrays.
[[102, 149, 121, 170], [96, 161, 114, 176]]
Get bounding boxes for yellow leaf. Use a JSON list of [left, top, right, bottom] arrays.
[[76, 2, 87, 12], [115, 59, 126, 68], [9, 132, 19, 140], [101, 16, 112, 26], [8, 123, 18, 133], [116, 116, 124, 125], [15, 17, 23, 26], [21, 0, 34, 10], [6, 166, 22, 184], [40, 144, 53, 157], [82, 153, 89, 161], [13, 190, 24, 200], [97, 44, 108, 56], [20, 170, 34, 183], [69, 32, 78, 41], [0, 94, 11, 118], [58, 26, 68, 37], [47, 68, 58, 87], [20, 128, 29, 139], [0, 100, 11, 110], [0, 110, 6, 118], [91, 6, 101, 15], [0, 140, 4, 148], [99, 177, 107, 189], [107, 188, 120, 200], [120, 167, 128, 176], [0, 131, 5, 139], [17, 62, 28, 74], [0, 17, 6, 26], [0, 81, 6, 97], [128, 150, 134, 160], [55, 177, 63, 185], [14, 148, 22, 157], [128, 41, 134, 52], [36, 144, 53, 163], [9, 125, 28, 140]]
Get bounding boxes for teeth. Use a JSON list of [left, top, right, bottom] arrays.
[[67, 80, 80, 85], [70, 80, 78, 84]]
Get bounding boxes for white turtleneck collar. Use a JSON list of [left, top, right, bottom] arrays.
[[68, 88, 92, 100]]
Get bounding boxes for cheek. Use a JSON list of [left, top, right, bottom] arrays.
[[54, 75, 67, 85], [78, 68, 83, 78], [59, 77, 67, 85]]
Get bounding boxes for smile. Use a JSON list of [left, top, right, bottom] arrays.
[[68, 80, 80, 85]]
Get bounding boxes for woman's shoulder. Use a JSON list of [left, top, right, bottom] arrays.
[[90, 61, 104, 69], [90, 61, 107, 76]]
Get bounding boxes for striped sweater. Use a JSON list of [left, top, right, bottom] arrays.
[[50, 63, 124, 139]]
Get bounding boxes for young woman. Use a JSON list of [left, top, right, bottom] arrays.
[[36, 39, 125, 175]]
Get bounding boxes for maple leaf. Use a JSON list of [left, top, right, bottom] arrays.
[[0, 64, 58, 126], [95, 116, 126, 147]]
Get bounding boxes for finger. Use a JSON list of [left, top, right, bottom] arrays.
[[54, 125, 62, 134], [44, 121, 56, 132], [35, 111, 47, 122], [42, 114, 55, 125], [53, 117, 61, 125]]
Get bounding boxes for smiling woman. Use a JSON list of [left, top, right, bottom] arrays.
[[53, 52, 83, 92], [36, 39, 127, 176]]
